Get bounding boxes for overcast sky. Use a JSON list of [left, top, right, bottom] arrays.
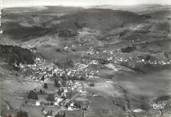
[[2, 0, 171, 8]]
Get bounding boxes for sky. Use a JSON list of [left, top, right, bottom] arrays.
[[2, 0, 171, 8]]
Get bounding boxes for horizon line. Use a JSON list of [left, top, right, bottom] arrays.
[[2, 3, 170, 9]]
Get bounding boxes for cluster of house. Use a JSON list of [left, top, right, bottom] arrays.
[[102, 50, 171, 66], [86, 45, 171, 67], [19, 56, 99, 82], [20, 58, 89, 109], [127, 56, 171, 66], [42, 110, 66, 117], [26, 78, 89, 115]]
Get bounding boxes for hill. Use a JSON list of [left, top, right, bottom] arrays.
[[0, 45, 35, 66], [2, 7, 145, 41]]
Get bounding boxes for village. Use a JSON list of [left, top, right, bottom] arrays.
[[13, 44, 171, 117], [15, 56, 98, 117]]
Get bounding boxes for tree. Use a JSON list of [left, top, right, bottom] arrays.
[[58, 29, 77, 37], [47, 94, 55, 102], [43, 83, 48, 89], [40, 75, 45, 81], [55, 58, 74, 68], [27, 90, 38, 100], [152, 95, 171, 117], [55, 111, 65, 117], [54, 79, 61, 88], [0, 45, 35, 67], [16, 111, 28, 117], [121, 46, 136, 53]]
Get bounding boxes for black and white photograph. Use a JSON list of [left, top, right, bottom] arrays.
[[0, 0, 171, 117]]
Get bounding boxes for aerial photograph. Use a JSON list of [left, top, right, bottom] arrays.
[[0, 0, 171, 117]]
